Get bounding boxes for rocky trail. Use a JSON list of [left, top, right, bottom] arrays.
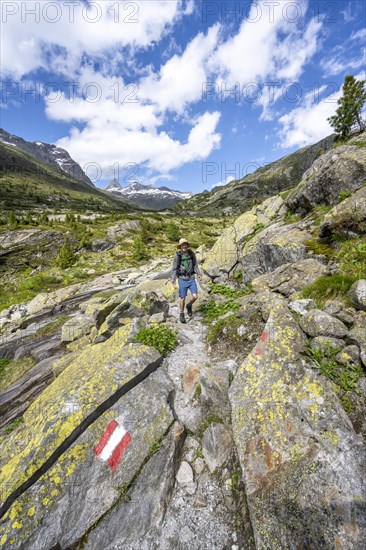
[[86, 300, 249, 550], [0, 270, 251, 550]]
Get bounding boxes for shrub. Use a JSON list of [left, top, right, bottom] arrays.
[[197, 299, 241, 320], [55, 241, 77, 269], [335, 237, 366, 279], [304, 239, 333, 260], [7, 211, 18, 228], [338, 189, 352, 202], [140, 219, 153, 243], [308, 343, 363, 394], [232, 270, 243, 282], [19, 273, 60, 293], [132, 238, 149, 261], [165, 222, 180, 242], [209, 283, 251, 299], [133, 324, 178, 356]]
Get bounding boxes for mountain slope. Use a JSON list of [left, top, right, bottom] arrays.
[[0, 141, 131, 212], [104, 180, 193, 210], [0, 129, 93, 187], [175, 135, 335, 216]]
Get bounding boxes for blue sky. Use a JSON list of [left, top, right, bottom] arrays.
[[1, 0, 365, 193]]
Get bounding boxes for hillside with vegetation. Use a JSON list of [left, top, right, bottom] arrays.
[[0, 141, 132, 213], [174, 134, 335, 216]]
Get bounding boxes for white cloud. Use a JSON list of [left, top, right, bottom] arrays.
[[350, 28, 366, 42], [0, 0, 187, 78], [321, 28, 366, 77], [209, 0, 322, 120], [45, 68, 162, 132], [278, 87, 342, 148], [139, 25, 220, 113], [211, 0, 321, 83], [53, 101, 221, 176], [44, 62, 221, 177], [321, 54, 366, 78], [341, 3, 356, 23]]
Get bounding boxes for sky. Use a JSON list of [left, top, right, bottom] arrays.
[[0, 0, 365, 193]]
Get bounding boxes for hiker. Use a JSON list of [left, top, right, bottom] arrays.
[[171, 238, 202, 323]]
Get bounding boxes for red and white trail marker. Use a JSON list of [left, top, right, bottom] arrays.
[[94, 419, 132, 472]]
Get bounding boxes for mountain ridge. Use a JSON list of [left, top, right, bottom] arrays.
[[0, 139, 131, 212], [0, 128, 94, 187], [104, 179, 193, 210], [175, 134, 336, 216]]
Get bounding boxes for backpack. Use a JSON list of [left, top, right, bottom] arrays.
[[176, 249, 196, 277]]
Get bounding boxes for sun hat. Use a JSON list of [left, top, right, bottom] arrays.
[[177, 238, 190, 249]]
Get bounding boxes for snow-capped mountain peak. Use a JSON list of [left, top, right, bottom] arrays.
[[104, 180, 193, 210]]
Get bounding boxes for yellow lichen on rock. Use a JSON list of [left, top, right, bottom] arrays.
[[0, 336, 159, 502]]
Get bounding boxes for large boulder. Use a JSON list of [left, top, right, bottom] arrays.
[[319, 185, 366, 237], [0, 338, 173, 549], [85, 423, 185, 550], [0, 352, 65, 429], [240, 223, 312, 284], [229, 299, 366, 549], [81, 292, 128, 327], [300, 309, 348, 338], [199, 366, 231, 423], [347, 312, 366, 367], [251, 258, 328, 297], [61, 314, 96, 343], [286, 140, 366, 213], [100, 289, 169, 338], [107, 220, 140, 240], [310, 336, 345, 352], [26, 282, 84, 316], [203, 195, 285, 277], [348, 279, 366, 311], [201, 423, 233, 473], [90, 238, 115, 252]]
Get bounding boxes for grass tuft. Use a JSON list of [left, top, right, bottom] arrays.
[[133, 324, 178, 356], [300, 274, 357, 306]]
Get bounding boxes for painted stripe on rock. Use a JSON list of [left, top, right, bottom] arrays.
[[108, 432, 132, 472], [94, 419, 132, 471], [93, 419, 118, 456]]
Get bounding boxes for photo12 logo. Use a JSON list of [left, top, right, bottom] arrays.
[[1, 1, 139, 24], [202, 161, 264, 184], [201, 1, 338, 24], [83, 161, 140, 185], [1, 81, 139, 105], [202, 81, 340, 106]]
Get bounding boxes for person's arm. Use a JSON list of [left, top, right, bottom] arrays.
[[171, 253, 179, 284]]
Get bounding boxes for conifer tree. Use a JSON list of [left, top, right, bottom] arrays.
[[328, 75, 366, 140], [55, 241, 76, 269]]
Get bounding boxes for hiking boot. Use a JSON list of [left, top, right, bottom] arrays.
[[180, 312, 186, 324], [186, 302, 193, 317]]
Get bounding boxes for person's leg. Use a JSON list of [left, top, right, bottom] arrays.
[[178, 279, 188, 322], [186, 279, 198, 316]]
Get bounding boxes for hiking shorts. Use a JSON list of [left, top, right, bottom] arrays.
[[178, 277, 198, 298]]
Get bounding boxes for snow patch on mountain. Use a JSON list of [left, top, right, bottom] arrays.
[[104, 180, 193, 210]]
